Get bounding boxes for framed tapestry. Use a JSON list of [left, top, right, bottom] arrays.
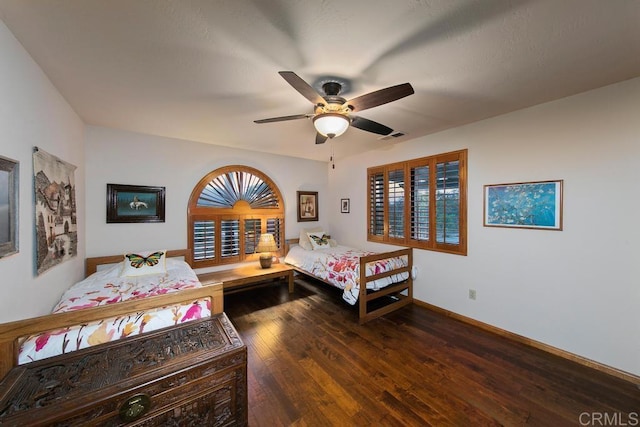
[[484, 180, 563, 230], [0, 155, 19, 259], [297, 191, 318, 222], [33, 147, 78, 274], [107, 184, 166, 223]]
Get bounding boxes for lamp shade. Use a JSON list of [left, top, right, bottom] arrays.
[[313, 113, 350, 138], [256, 233, 277, 253]]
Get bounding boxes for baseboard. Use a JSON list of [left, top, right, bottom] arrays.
[[413, 299, 640, 386]]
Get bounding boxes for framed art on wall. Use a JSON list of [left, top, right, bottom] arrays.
[[297, 191, 318, 222], [341, 198, 350, 213], [484, 180, 563, 230], [107, 184, 166, 223], [0, 155, 18, 259]]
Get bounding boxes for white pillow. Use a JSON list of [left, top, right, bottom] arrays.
[[299, 227, 323, 250], [307, 232, 330, 250], [120, 250, 167, 277]]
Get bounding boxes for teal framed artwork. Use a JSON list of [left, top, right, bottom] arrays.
[[483, 180, 563, 230], [107, 183, 165, 223]]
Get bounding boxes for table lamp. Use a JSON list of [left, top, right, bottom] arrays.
[[255, 233, 277, 268]]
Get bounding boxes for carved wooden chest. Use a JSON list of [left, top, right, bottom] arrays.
[[0, 313, 247, 426]]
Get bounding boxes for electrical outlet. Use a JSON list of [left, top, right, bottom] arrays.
[[468, 289, 477, 300]]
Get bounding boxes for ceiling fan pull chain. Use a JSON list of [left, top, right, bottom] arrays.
[[330, 142, 335, 169]]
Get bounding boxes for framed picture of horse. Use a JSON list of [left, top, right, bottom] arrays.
[[106, 184, 165, 223]]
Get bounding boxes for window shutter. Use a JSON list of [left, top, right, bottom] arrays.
[[220, 219, 240, 259], [193, 220, 215, 261], [197, 171, 280, 208], [435, 159, 460, 245], [188, 166, 286, 266], [267, 218, 283, 249], [368, 170, 385, 238], [244, 218, 261, 254], [410, 164, 430, 243], [367, 149, 467, 255], [387, 167, 405, 240]]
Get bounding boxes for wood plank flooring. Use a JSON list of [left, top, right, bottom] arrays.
[[223, 275, 640, 426]]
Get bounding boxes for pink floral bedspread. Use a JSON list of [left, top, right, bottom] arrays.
[[284, 245, 409, 305], [18, 259, 210, 364]]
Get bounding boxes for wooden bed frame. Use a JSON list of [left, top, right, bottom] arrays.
[[0, 249, 224, 380], [284, 239, 413, 324]]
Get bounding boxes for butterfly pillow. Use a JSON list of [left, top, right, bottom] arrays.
[[120, 250, 167, 277], [307, 232, 330, 250]]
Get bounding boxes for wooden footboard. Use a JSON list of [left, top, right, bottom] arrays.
[[0, 250, 224, 380], [358, 248, 413, 324], [284, 239, 413, 324]]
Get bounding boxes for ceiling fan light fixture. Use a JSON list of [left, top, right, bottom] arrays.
[[313, 113, 350, 138]]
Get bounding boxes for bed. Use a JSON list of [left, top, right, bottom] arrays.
[[0, 249, 224, 380], [284, 231, 413, 324]]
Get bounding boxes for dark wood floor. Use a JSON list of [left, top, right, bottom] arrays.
[[224, 276, 639, 426]]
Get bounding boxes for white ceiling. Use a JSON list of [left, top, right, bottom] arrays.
[[1, 0, 639, 162]]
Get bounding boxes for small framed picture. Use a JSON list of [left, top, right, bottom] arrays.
[[341, 198, 350, 213], [297, 191, 318, 222], [107, 184, 166, 223]]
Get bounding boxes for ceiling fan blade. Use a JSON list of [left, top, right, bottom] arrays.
[[279, 71, 326, 106], [351, 116, 393, 135], [254, 114, 312, 124], [315, 133, 328, 144], [346, 83, 414, 112]]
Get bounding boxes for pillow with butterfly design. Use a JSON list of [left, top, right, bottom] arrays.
[[120, 250, 167, 277], [307, 232, 331, 250]]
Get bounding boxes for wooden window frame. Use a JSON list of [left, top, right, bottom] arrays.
[[367, 149, 467, 256], [187, 165, 285, 268]]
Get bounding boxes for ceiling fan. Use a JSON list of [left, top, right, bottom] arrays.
[[254, 71, 414, 144]]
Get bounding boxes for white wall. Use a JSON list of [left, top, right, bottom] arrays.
[[329, 77, 640, 376], [0, 21, 85, 322], [85, 126, 329, 268]]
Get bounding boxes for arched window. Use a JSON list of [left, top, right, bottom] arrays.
[[187, 165, 285, 268]]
